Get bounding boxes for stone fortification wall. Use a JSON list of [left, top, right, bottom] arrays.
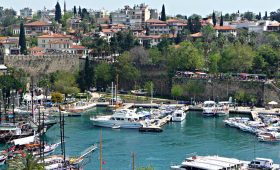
[[4, 54, 81, 76], [173, 78, 280, 106]]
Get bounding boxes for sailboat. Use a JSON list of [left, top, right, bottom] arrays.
[[43, 105, 97, 170]]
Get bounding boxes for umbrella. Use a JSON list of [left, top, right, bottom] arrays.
[[268, 101, 278, 105]]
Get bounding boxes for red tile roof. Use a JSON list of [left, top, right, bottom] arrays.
[[48, 40, 72, 44], [102, 29, 118, 33], [24, 21, 51, 26], [214, 26, 236, 30], [28, 46, 44, 51], [150, 23, 168, 26], [38, 33, 72, 38], [145, 19, 165, 23], [70, 45, 86, 49]]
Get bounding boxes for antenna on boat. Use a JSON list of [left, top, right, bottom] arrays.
[[100, 129, 102, 170]]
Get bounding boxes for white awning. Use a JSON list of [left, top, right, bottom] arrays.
[[268, 101, 278, 105], [11, 135, 35, 145]]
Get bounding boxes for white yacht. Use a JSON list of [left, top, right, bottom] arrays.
[[202, 101, 217, 116], [171, 155, 246, 170], [90, 109, 145, 129], [216, 102, 230, 116], [171, 109, 186, 122]]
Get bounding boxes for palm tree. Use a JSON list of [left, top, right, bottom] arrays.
[[8, 153, 44, 170]]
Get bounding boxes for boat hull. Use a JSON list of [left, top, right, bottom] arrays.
[[91, 120, 143, 129]]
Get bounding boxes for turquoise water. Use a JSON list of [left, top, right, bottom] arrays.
[[4, 107, 280, 170]]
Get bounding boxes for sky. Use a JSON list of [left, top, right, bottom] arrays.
[[2, 0, 280, 17]]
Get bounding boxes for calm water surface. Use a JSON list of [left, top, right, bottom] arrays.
[[5, 107, 280, 170]]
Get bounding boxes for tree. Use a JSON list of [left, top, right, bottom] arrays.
[[116, 52, 140, 87], [81, 8, 89, 20], [78, 6, 82, 16], [160, 4, 166, 21], [175, 32, 183, 44], [0, 75, 24, 97], [7, 153, 44, 170], [220, 14, 224, 26], [219, 43, 255, 72], [212, 11, 216, 26], [144, 81, 154, 97], [19, 23, 27, 55], [209, 53, 221, 74], [51, 92, 64, 103], [167, 42, 204, 73], [243, 11, 254, 21], [263, 11, 268, 20], [171, 84, 183, 101], [184, 81, 205, 100], [252, 54, 265, 73], [270, 9, 280, 22], [55, 2, 62, 23], [83, 56, 94, 90], [95, 62, 112, 89], [148, 47, 165, 65], [53, 71, 80, 95], [73, 6, 77, 16]]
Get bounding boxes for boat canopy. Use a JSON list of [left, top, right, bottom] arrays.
[[204, 101, 216, 104], [11, 135, 36, 145]]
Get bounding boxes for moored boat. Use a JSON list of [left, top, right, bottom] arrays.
[[90, 109, 145, 129], [171, 109, 186, 122], [202, 101, 217, 116]]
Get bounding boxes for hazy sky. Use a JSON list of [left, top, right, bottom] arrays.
[[2, 0, 280, 17]]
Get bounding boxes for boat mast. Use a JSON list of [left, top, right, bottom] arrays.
[[132, 152, 135, 170], [116, 74, 118, 106], [39, 105, 42, 159], [31, 77, 36, 136], [100, 129, 102, 170], [111, 82, 114, 105]]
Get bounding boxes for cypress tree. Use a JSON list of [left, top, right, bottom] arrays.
[[220, 14, 223, 26], [161, 4, 166, 21], [212, 11, 216, 26], [19, 23, 27, 55], [55, 2, 62, 23], [264, 11, 268, 20], [78, 6, 82, 16], [258, 12, 261, 20], [84, 56, 94, 90], [187, 18, 193, 33], [73, 6, 77, 16]]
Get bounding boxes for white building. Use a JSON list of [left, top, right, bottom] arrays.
[[214, 25, 237, 37], [37, 33, 72, 50], [146, 19, 187, 35], [111, 4, 151, 27], [20, 7, 33, 18]]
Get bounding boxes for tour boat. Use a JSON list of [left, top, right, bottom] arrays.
[[202, 101, 217, 116], [171, 109, 186, 122], [171, 155, 246, 170], [0, 123, 34, 143], [90, 109, 145, 129]]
